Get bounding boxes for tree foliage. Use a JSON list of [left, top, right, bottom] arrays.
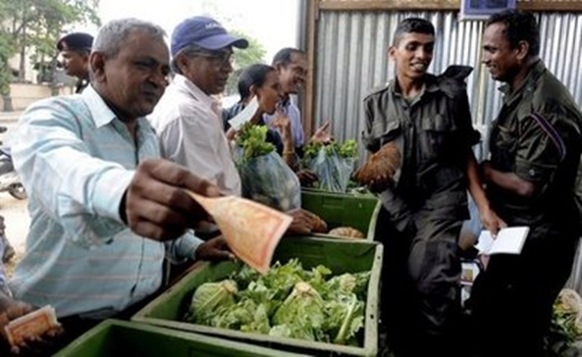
[[225, 29, 266, 96], [0, 0, 101, 107]]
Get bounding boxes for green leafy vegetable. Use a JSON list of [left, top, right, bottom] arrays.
[[236, 123, 275, 160], [324, 293, 365, 345], [184, 260, 370, 346], [187, 280, 237, 324], [544, 289, 582, 356]]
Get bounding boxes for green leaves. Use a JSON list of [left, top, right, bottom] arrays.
[[544, 289, 582, 356], [235, 123, 276, 161], [304, 140, 358, 161], [185, 259, 370, 346], [0, 0, 101, 89], [187, 279, 237, 325]]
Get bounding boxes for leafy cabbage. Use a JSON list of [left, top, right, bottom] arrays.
[[184, 259, 370, 346]]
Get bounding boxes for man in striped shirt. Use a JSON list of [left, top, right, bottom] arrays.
[[9, 18, 232, 347]]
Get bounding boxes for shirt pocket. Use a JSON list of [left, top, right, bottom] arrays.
[[419, 114, 458, 162], [490, 124, 519, 170], [364, 118, 401, 152]]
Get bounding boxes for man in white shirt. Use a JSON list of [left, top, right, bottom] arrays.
[[149, 16, 248, 197]]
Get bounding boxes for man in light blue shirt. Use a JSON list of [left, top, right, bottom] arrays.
[[10, 18, 231, 328]]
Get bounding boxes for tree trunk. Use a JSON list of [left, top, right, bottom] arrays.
[[18, 25, 26, 82], [2, 95, 13, 112]]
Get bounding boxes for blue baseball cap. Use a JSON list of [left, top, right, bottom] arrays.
[[171, 16, 248, 57]]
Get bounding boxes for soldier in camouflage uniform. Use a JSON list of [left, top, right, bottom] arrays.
[[362, 18, 503, 356], [468, 10, 582, 356]]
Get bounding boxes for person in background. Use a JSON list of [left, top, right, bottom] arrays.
[[0, 216, 12, 297], [467, 10, 582, 356], [10, 18, 232, 351], [263, 47, 331, 157], [223, 64, 297, 168], [56, 32, 93, 93], [360, 18, 502, 356], [0, 215, 14, 267], [149, 16, 248, 197]]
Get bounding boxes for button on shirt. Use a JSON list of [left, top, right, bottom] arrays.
[[149, 75, 241, 196], [10, 85, 203, 318]]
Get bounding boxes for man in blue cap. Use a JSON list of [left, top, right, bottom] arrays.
[[150, 16, 248, 201], [56, 32, 93, 93]]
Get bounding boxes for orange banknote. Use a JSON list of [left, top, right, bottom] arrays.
[[187, 192, 293, 274]]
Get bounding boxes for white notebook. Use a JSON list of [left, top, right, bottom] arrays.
[[475, 226, 529, 255]]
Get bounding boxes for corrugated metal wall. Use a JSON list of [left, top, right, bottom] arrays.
[[313, 10, 582, 291]]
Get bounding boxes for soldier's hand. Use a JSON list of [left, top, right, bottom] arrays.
[[480, 207, 507, 237], [124, 158, 221, 241], [353, 142, 401, 192]]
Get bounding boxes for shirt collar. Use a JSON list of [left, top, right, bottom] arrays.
[[173, 74, 217, 109], [389, 73, 439, 95], [82, 85, 118, 128], [81, 85, 156, 138], [499, 59, 546, 105]]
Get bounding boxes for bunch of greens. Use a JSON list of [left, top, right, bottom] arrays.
[[544, 289, 582, 356], [235, 123, 276, 161], [185, 259, 371, 346], [303, 140, 358, 161]]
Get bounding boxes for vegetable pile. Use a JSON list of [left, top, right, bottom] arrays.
[[544, 288, 582, 356], [185, 259, 370, 346]]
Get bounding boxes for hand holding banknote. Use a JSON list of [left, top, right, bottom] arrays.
[[0, 294, 62, 355], [187, 191, 293, 274]]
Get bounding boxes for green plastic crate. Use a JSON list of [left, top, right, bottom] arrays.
[[55, 319, 306, 357], [301, 189, 381, 241], [132, 237, 383, 356]]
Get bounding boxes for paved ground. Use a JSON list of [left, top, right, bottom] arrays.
[[0, 114, 28, 273], [1, 194, 29, 274]]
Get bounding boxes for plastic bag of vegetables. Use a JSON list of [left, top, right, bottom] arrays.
[[233, 124, 301, 212], [303, 140, 357, 193]]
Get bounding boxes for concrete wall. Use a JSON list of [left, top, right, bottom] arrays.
[[0, 83, 74, 111]]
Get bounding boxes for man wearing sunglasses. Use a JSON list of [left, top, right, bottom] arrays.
[[150, 16, 248, 200]]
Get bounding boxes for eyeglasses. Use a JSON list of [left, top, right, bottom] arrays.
[[194, 50, 234, 67]]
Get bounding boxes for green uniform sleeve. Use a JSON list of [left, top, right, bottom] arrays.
[[514, 112, 565, 184]]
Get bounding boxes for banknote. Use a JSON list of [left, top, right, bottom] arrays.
[[5, 305, 60, 347], [187, 192, 293, 274]]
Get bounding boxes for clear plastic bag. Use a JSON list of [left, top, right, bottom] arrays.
[[234, 148, 301, 212], [305, 146, 355, 193]]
